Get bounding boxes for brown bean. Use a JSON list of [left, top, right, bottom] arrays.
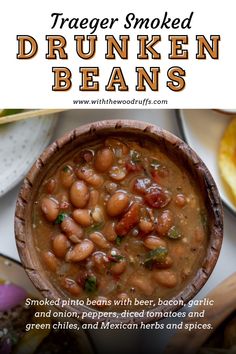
[[66, 239, 94, 262], [88, 190, 99, 208], [89, 232, 110, 249], [138, 219, 154, 234], [102, 221, 117, 241], [70, 180, 89, 208], [155, 210, 173, 236], [45, 178, 57, 194], [60, 165, 75, 188], [106, 192, 130, 217], [175, 193, 187, 207], [110, 259, 127, 275], [117, 293, 130, 301], [61, 217, 83, 238], [76, 166, 104, 188], [91, 207, 104, 223], [105, 138, 129, 155], [41, 197, 59, 222], [152, 270, 177, 288], [144, 235, 167, 250], [94, 148, 114, 172], [92, 252, 108, 272], [129, 275, 154, 296], [61, 277, 81, 296], [72, 209, 92, 227], [52, 234, 70, 258], [109, 165, 127, 181], [42, 251, 58, 272], [104, 181, 118, 194]]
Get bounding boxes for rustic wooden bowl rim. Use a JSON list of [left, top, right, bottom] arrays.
[[15, 119, 223, 324]]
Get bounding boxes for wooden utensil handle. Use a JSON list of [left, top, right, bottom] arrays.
[[165, 273, 236, 354]]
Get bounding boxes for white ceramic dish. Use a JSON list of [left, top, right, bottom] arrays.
[[0, 115, 57, 197], [176, 109, 236, 216]]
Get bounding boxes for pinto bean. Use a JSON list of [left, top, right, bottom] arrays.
[[110, 259, 127, 275], [61, 217, 83, 239], [52, 234, 70, 258], [145, 185, 171, 209], [105, 138, 129, 155], [152, 270, 177, 288], [88, 190, 99, 208], [106, 192, 130, 217], [117, 293, 130, 300], [76, 166, 104, 188], [155, 210, 173, 236], [102, 221, 117, 241], [89, 232, 110, 249], [109, 165, 127, 181], [143, 235, 167, 250], [42, 251, 58, 272], [175, 193, 187, 207], [91, 207, 104, 223], [45, 178, 57, 194], [138, 219, 154, 234], [94, 148, 114, 172], [60, 165, 75, 188], [129, 275, 154, 296], [92, 251, 108, 272], [70, 180, 89, 208], [66, 239, 94, 262], [41, 197, 59, 222], [61, 277, 82, 296], [72, 209, 92, 227]]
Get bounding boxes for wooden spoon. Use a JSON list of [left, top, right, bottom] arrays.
[[165, 273, 236, 354], [0, 109, 67, 125]]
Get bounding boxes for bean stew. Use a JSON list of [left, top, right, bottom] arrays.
[[33, 136, 208, 309]]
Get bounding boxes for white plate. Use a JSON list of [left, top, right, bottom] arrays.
[[0, 116, 57, 197], [177, 109, 236, 215]]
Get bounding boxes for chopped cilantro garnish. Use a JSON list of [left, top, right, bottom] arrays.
[[85, 222, 104, 234], [62, 165, 70, 173], [115, 236, 123, 246], [167, 226, 182, 240], [144, 246, 168, 269], [130, 150, 141, 163], [84, 275, 97, 292], [108, 254, 125, 263], [54, 212, 69, 224], [150, 159, 161, 169]]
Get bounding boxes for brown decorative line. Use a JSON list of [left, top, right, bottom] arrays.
[[14, 119, 223, 325]]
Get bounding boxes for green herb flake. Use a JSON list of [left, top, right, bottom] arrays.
[[150, 159, 161, 170], [115, 236, 123, 246], [130, 150, 141, 163], [109, 254, 125, 263], [85, 222, 104, 234], [144, 246, 168, 269], [167, 226, 182, 240], [84, 275, 97, 293], [54, 212, 69, 224], [62, 165, 71, 173]]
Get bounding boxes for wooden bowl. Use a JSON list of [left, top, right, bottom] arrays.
[[15, 120, 223, 324]]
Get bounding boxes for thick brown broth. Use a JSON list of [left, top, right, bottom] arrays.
[[33, 136, 208, 309]]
